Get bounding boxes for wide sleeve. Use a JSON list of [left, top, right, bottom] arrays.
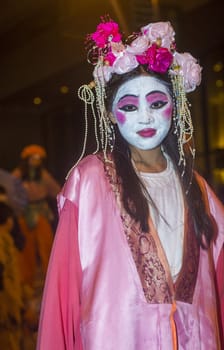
[[216, 245, 224, 346], [205, 181, 224, 342], [36, 198, 83, 350]]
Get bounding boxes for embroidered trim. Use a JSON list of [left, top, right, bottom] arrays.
[[103, 154, 172, 303], [174, 211, 200, 303], [101, 153, 200, 304]]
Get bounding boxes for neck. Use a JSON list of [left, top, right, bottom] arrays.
[[130, 146, 167, 173]]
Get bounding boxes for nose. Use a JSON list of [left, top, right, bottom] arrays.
[[139, 106, 154, 124]]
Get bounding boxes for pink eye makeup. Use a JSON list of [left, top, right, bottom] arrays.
[[146, 91, 169, 109], [117, 95, 139, 112]]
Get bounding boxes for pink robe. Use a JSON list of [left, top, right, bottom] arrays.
[[37, 155, 224, 349]]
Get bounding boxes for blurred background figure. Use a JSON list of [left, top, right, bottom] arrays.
[[0, 184, 26, 255], [0, 201, 23, 350], [12, 144, 61, 350], [0, 168, 27, 215]]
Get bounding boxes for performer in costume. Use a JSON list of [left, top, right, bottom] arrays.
[[12, 144, 60, 288], [12, 144, 60, 349], [37, 18, 224, 349]]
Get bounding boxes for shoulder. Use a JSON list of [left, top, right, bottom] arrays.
[[194, 172, 224, 255], [67, 154, 105, 181], [59, 154, 107, 206], [194, 172, 222, 205]]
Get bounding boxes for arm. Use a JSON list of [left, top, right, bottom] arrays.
[[42, 169, 61, 198], [37, 198, 83, 350]]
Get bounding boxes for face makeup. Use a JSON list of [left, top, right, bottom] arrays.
[[112, 75, 173, 150]]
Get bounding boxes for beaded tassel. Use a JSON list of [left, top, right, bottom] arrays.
[[66, 83, 99, 179], [170, 74, 195, 175], [91, 62, 115, 159]]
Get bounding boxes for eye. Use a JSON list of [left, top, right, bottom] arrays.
[[119, 104, 137, 112], [151, 100, 168, 109]]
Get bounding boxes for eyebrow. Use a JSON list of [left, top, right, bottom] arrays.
[[117, 94, 138, 103], [146, 90, 167, 98], [118, 90, 167, 103]]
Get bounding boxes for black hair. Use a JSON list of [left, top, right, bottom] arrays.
[[105, 65, 215, 249]]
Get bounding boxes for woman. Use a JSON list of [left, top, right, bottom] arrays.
[[37, 19, 224, 349]]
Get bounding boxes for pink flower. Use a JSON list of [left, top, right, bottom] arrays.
[[137, 45, 173, 73], [105, 42, 126, 65], [126, 35, 149, 55], [113, 52, 139, 75], [141, 22, 175, 49], [104, 52, 116, 65], [91, 21, 122, 48], [111, 42, 125, 54], [172, 52, 202, 92]]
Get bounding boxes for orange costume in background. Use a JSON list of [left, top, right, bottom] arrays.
[[12, 145, 60, 349], [12, 145, 61, 288], [13, 167, 60, 287]]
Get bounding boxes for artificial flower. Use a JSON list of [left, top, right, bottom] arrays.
[[141, 21, 175, 49], [91, 21, 122, 48], [126, 35, 149, 55], [111, 42, 126, 54], [113, 52, 139, 75], [104, 52, 116, 65], [104, 42, 126, 66], [172, 52, 202, 92], [88, 18, 202, 93], [137, 44, 173, 74]]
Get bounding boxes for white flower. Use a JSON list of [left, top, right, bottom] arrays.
[[141, 21, 175, 49]]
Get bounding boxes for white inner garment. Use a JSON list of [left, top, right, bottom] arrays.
[[139, 156, 185, 281]]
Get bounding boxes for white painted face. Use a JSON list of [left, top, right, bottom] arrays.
[[112, 75, 173, 150]]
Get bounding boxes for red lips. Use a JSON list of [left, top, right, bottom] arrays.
[[137, 128, 156, 137]]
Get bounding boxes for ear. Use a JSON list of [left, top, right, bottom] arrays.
[[108, 112, 117, 125]]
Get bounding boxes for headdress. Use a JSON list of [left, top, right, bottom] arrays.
[[21, 144, 47, 159], [73, 16, 202, 176]]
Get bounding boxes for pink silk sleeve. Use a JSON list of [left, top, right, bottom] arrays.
[[205, 181, 224, 346], [216, 245, 224, 347], [36, 199, 83, 350]]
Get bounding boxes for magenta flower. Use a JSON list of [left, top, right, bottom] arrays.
[[91, 21, 122, 48], [104, 52, 116, 65], [137, 44, 173, 73]]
